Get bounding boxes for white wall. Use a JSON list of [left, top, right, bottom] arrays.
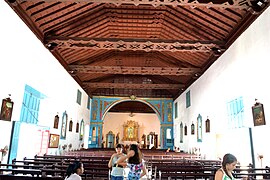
[[174, 8, 270, 167], [0, 1, 90, 160]]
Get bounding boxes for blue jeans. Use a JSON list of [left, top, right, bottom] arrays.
[[111, 175, 124, 180]]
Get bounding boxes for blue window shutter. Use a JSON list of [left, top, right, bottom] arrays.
[[227, 97, 244, 129], [20, 85, 45, 124], [8, 121, 21, 164], [186, 90, 191, 108], [87, 96, 90, 110], [77, 89, 82, 105], [174, 102, 178, 118]]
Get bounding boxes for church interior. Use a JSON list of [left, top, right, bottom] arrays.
[[1, 0, 270, 179]]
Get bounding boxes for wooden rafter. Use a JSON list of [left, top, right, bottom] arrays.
[[69, 65, 200, 76], [84, 82, 184, 89], [16, 0, 253, 9], [46, 36, 219, 52]]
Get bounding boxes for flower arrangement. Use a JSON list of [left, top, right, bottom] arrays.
[[0, 145, 8, 157], [68, 143, 72, 150], [62, 144, 67, 150]]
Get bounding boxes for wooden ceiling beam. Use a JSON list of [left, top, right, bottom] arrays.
[[46, 36, 220, 52], [70, 65, 200, 76], [17, 0, 253, 9], [84, 82, 184, 89]]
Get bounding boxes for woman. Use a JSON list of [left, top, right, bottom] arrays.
[[117, 144, 147, 180], [65, 161, 84, 180], [108, 144, 126, 180], [215, 153, 237, 180]]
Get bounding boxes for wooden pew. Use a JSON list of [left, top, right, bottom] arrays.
[[0, 167, 41, 177], [0, 175, 62, 180]]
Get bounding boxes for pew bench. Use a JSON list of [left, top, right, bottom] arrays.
[[0, 168, 41, 177]]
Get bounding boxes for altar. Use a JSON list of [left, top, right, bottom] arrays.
[[122, 120, 139, 142]]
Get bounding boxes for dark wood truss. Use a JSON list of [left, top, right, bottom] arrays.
[[5, 0, 269, 99]]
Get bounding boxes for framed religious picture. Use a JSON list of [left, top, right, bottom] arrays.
[[76, 122, 79, 133], [184, 124, 187, 136], [0, 97, 14, 121], [252, 102, 266, 126], [69, 119, 73, 132], [191, 122, 195, 135], [48, 134, 60, 148], [123, 120, 139, 141], [53, 114, 59, 129], [205, 118, 210, 133]]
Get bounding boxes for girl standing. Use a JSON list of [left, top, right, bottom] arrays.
[[108, 144, 126, 180], [117, 144, 147, 180]]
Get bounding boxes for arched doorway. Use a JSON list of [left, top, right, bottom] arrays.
[[103, 101, 159, 149], [88, 96, 174, 149]]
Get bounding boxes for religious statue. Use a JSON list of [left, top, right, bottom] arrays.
[[128, 127, 134, 138], [116, 132, 120, 144]]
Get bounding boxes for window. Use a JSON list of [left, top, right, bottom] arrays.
[[60, 111, 68, 139], [166, 128, 171, 139], [180, 122, 183, 143], [87, 96, 90, 109], [76, 89, 82, 105], [226, 97, 244, 128], [186, 90, 191, 108], [174, 102, 178, 118], [197, 114, 202, 142], [80, 120, 84, 140]]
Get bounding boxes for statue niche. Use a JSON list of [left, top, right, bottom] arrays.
[[122, 120, 139, 142]]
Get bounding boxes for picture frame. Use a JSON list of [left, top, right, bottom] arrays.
[[0, 98, 14, 121], [48, 134, 60, 148], [184, 125, 187, 135], [53, 115, 59, 129], [191, 122, 195, 135], [252, 102, 266, 126], [205, 118, 210, 133]]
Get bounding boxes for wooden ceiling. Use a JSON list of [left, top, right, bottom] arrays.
[[6, 0, 269, 99]]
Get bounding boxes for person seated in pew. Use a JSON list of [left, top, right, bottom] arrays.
[[117, 144, 147, 180], [215, 153, 237, 180], [108, 144, 126, 180], [65, 161, 84, 180]]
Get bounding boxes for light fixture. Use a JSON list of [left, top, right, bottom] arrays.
[[8, 0, 16, 3], [129, 112, 135, 117], [46, 42, 58, 51], [251, 0, 268, 13]]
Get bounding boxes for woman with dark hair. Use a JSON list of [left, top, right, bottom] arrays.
[[117, 144, 147, 180], [65, 161, 84, 180], [215, 153, 237, 180], [108, 144, 126, 180]]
